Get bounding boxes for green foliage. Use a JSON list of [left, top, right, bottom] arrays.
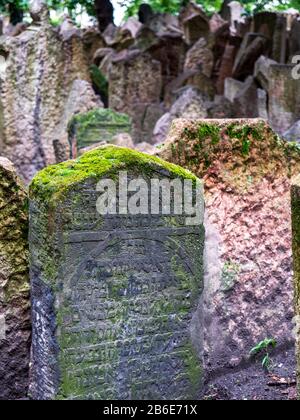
[[117, 0, 300, 19], [1, 0, 299, 23], [250, 338, 277, 371]]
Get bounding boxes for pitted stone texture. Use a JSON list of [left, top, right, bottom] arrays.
[[29, 146, 205, 400], [291, 175, 300, 397], [68, 108, 132, 158], [0, 23, 102, 183], [159, 118, 300, 373], [0, 158, 30, 400]]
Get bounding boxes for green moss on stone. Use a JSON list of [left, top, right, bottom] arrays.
[[68, 108, 132, 150], [291, 175, 300, 396], [30, 145, 198, 205], [90, 64, 108, 100]]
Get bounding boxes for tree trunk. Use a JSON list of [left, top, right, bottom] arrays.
[[94, 0, 114, 32]]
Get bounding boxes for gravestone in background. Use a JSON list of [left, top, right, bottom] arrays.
[[291, 175, 300, 397], [68, 109, 132, 158], [159, 118, 300, 374], [29, 145, 205, 400], [0, 158, 30, 400]]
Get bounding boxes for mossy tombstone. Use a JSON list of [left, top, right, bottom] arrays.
[[29, 146, 205, 400], [0, 158, 30, 400], [68, 109, 132, 158]]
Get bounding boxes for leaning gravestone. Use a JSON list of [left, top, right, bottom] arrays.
[[0, 158, 30, 400], [291, 175, 300, 396], [159, 118, 300, 374], [68, 108, 132, 158], [29, 145, 205, 400]]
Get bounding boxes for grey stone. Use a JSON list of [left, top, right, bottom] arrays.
[[152, 87, 209, 144], [225, 76, 259, 118], [283, 120, 300, 143], [290, 17, 300, 57], [184, 37, 214, 78], [0, 23, 100, 183], [268, 64, 300, 134], [257, 88, 268, 120], [109, 50, 162, 143], [29, 145, 205, 400], [224, 77, 244, 102]]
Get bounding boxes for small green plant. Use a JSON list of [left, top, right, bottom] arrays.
[[250, 338, 277, 371]]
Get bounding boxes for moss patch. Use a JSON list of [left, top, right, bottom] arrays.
[[291, 175, 300, 396], [30, 145, 198, 205]]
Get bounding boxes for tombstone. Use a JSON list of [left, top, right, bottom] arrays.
[[232, 33, 270, 80], [68, 109, 132, 158], [254, 55, 277, 92], [184, 37, 214, 78], [292, 175, 300, 397], [283, 120, 300, 143], [29, 145, 205, 400], [290, 18, 300, 57], [94, 0, 114, 33], [253, 11, 277, 38], [0, 158, 30, 400], [180, 2, 210, 45], [231, 76, 259, 118], [29, 0, 49, 23], [228, 1, 246, 35], [152, 87, 209, 144], [216, 43, 238, 94], [109, 50, 162, 143], [159, 118, 300, 374], [148, 34, 186, 89], [138, 4, 154, 24], [0, 19, 101, 183], [257, 88, 268, 120], [272, 14, 287, 63], [268, 64, 300, 134]]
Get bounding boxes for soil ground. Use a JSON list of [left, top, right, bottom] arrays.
[[202, 347, 297, 400]]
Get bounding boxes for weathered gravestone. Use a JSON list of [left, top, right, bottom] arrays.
[[29, 145, 205, 400], [108, 50, 163, 144], [68, 109, 132, 158], [268, 64, 300, 134], [291, 175, 300, 397], [159, 119, 300, 373], [0, 158, 30, 400]]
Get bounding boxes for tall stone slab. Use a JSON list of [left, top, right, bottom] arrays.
[[0, 11, 102, 183], [0, 158, 30, 400], [291, 175, 300, 397], [159, 118, 300, 375], [29, 146, 205, 400], [109, 51, 162, 144]]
